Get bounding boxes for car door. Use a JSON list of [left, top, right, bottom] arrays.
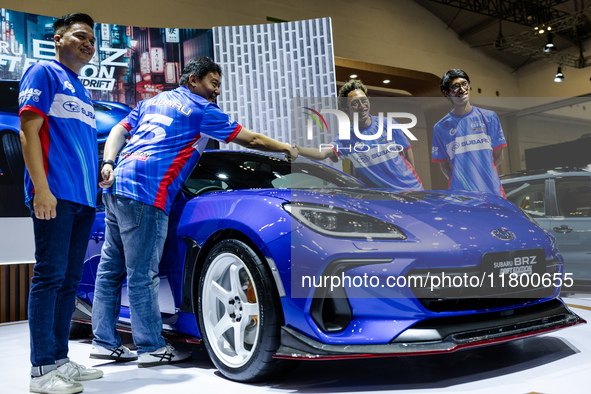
[[503, 177, 552, 232], [550, 176, 591, 283]]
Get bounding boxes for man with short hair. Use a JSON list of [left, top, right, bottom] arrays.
[[19, 12, 103, 394], [91, 56, 297, 367], [432, 68, 507, 197], [296, 79, 423, 191]]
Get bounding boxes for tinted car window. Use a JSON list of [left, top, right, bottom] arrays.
[[504, 180, 546, 217], [184, 151, 364, 196], [556, 177, 591, 217]]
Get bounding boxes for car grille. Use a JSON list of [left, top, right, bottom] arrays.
[[406, 255, 561, 312]]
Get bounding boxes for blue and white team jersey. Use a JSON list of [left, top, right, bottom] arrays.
[[332, 115, 423, 191], [105, 86, 241, 213], [431, 106, 507, 197], [19, 60, 98, 208]]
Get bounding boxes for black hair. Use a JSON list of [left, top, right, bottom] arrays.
[[440, 68, 470, 94], [179, 57, 222, 85], [53, 13, 94, 35], [337, 79, 368, 109]]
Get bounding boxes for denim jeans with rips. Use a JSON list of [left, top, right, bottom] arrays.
[[28, 199, 95, 377], [92, 194, 168, 354]]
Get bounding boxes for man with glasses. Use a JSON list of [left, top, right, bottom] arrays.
[[432, 69, 507, 197], [296, 79, 423, 191]]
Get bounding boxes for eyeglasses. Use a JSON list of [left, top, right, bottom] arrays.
[[349, 97, 369, 109], [449, 81, 469, 93]]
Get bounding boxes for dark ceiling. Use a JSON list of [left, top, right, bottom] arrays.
[[414, 0, 591, 72]]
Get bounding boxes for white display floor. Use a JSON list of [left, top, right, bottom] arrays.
[[2, 295, 591, 394]]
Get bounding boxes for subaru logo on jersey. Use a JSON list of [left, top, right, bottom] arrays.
[[63, 101, 80, 112], [356, 155, 371, 164], [491, 228, 515, 240]]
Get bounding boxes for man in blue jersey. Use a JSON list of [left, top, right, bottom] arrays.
[[432, 69, 507, 197], [19, 13, 103, 394], [295, 79, 422, 192], [90, 56, 297, 367]]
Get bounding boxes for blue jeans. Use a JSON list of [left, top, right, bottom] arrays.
[[92, 194, 168, 354], [28, 199, 95, 377]]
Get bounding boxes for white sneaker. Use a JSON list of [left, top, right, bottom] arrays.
[[90, 345, 138, 361], [138, 344, 191, 367], [30, 370, 83, 394], [57, 361, 103, 381]]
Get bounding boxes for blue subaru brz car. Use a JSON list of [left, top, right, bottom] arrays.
[[72, 150, 585, 382]]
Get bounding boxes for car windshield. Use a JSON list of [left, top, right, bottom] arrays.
[[183, 151, 365, 196]]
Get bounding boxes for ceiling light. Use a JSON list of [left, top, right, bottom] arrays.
[[383, 79, 390, 84], [554, 67, 564, 82], [493, 31, 506, 50], [493, 19, 506, 50], [543, 34, 556, 53], [349, 74, 358, 79]]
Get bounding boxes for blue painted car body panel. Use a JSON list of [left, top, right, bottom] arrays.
[[75, 151, 568, 352]]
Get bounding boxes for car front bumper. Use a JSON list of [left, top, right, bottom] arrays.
[[274, 298, 585, 360]]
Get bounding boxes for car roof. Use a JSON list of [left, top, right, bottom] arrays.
[[500, 165, 591, 183]]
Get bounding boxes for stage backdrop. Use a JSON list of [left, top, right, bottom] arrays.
[[0, 8, 336, 265], [0, 8, 213, 106]]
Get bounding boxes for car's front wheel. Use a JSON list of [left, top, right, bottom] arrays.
[[197, 238, 289, 382], [1, 132, 24, 190]]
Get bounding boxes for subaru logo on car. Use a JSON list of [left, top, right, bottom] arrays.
[[491, 228, 515, 240]]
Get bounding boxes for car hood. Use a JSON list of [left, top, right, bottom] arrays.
[[221, 188, 521, 219], [286, 188, 519, 215], [249, 188, 542, 251]]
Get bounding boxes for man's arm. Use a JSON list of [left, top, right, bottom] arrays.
[[20, 111, 56, 220], [294, 145, 336, 161], [439, 161, 451, 179], [231, 127, 298, 160], [99, 124, 130, 188], [493, 147, 504, 168]]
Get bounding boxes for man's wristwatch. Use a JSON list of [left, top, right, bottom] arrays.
[[102, 160, 116, 169]]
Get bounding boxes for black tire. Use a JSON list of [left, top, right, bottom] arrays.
[[197, 239, 291, 382], [0, 132, 14, 182], [69, 321, 93, 339], [2, 132, 25, 191]]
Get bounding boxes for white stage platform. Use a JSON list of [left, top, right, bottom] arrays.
[[2, 295, 591, 394]]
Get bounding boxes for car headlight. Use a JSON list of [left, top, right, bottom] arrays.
[[284, 203, 406, 239]]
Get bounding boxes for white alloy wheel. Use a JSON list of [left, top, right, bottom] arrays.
[[201, 250, 260, 368]]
